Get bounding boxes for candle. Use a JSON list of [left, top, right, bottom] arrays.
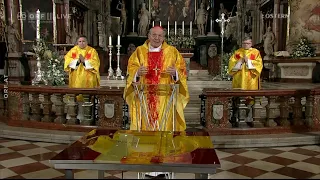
[[190, 21, 192, 36], [174, 21, 177, 36], [36, 9, 40, 40], [117, 35, 120, 45], [152, 21, 154, 27], [210, 19, 213, 32], [160, 21, 161, 27], [182, 21, 184, 36], [109, 36, 112, 46], [168, 21, 170, 36]]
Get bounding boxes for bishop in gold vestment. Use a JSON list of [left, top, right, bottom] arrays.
[[124, 26, 189, 132], [228, 38, 263, 90], [64, 36, 100, 88]]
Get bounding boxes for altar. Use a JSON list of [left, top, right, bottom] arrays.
[[49, 129, 221, 179]]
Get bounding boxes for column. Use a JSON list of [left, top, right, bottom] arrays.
[[128, 0, 137, 36], [273, 0, 280, 52], [63, 0, 70, 31], [5, 0, 21, 51], [207, 0, 216, 36]]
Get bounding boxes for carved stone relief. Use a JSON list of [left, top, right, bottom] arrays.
[[208, 44, 217, 58], [282, 66, 309, 76]]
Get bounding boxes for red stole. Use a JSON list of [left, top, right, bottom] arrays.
[[146, 51, 163, 129]]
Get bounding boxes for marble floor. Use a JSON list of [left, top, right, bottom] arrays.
[[1, 137, 320, 179]]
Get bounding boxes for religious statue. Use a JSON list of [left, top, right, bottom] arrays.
[[218, 3, 230, 19], [0, 2, 6, 42], [167, 1, 177, 23], [66, 27, 72, 44], [70, 27, 79, 45], [263, 26, 275, 59], [195, 3, 207, 36], [138, 3, 151, 36], [117, 0, 127, 36], [151, 0, 161, 22], [7, 22, 21, 53]]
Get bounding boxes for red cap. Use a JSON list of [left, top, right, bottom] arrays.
[[153, 25, 164, 30]]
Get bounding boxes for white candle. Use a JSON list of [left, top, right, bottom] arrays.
[[210, 19, 213, 32], [36, 9, 40, 40], [174, 21, 177, 36], [190, 21, 192, 36], [133, 19, 135, 32], [182, 21, 184, 36], [160, 21, 161, 27], [109, 36, 112, 46], [117, 35, 120, 45], [152, 21, 154, 27], [168, 21, 170, 36]]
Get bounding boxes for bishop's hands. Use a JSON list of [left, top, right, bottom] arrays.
[[166, 66, 176, 76], [137, 66, 148, 77], [242, 55, 248, 64]]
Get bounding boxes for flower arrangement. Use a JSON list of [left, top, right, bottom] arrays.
[[32, 39, 49, 60], [45, 51, 66, 86], [167, 35, 195, 49], [221, 47, 237, 81], [291, 37, 316, 58]]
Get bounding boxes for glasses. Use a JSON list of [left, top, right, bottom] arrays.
[[151, 34, 164, 39]]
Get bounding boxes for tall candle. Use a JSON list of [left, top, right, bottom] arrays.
[[152, 21, 155, 27], [210, 19, 213, 32], [190, 21, 192, 36], [117, 35, 120, 45], [160, 21, 161, 27], [182, 21, 184, 36], [168, 21, 170, 36], [109, 36, 112, 46], [36, 9, 40, 40], [174, 21, 177, 36]]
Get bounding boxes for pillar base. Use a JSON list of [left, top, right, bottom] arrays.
[[127, 32, 138, 36]]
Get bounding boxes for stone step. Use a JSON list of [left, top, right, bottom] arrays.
[[188, 70, 210, 76], [184, 106, 200, 113]]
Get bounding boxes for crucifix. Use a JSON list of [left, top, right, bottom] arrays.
[[153, 66, 160, 76], [213, 13, 230, 81]]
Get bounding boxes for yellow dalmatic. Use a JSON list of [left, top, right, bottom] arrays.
[[64, 45, 100, 88], [228, 48, 263, 90], [123, 40, 190, 132]]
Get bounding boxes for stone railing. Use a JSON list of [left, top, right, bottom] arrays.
[[0, 85, 125, 132], [200, 88, 320, 135]]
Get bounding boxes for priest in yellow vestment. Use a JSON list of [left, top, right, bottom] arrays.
[[228, 37, 263, 90], [64, 35, 100, 88], [123, 26, 189, 132], [64, 35, 100, 121]]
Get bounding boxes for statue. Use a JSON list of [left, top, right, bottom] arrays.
[[166, 1, 176, 23], [65, 27, 72, 44], [70, 27, 79, 45], [7, 22, 21, 53], [117, 0, 127, 36], [0, 2, 6, 42], [263, 26, 275, 59], [218, 3, 230, 19], [138, 3, 151, 36], [195, 3, 207, 36]]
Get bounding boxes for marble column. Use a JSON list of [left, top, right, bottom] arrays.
[[128, 0, 137, 36], [273, 0, 280, 52]]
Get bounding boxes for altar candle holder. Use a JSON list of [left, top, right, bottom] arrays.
[[108, 45, 114, 79], [115, 44, 122, 79]]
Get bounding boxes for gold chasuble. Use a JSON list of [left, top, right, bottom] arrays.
[[228, 48, 263, 90], [64, 45, 100, 88], [124, 40, 189, 132]]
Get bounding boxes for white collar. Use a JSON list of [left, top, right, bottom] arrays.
[[149, 44, 162, 52]]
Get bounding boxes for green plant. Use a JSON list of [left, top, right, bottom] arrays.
[[292, 37, 316, 58]]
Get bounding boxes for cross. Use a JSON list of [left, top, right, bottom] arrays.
[[153, 66, 160, 76], [215, 13, 230, 36]]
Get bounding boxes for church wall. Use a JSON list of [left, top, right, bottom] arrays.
[[287, 0, 320, 54]]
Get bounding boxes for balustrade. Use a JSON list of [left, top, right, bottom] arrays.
[[0, 85, 124, 131]]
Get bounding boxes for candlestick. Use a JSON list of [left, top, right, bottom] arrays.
[[190, 21, 192, 36], [109, 36, 112, 46], [108, 45, 114, 79], [116, 44, 122, 79], [182, 21, 184, 36], [152, 21, 155, 27], [174, 21, 177, 36], [117, 35, 120, 45], [36, 9, 40, 40]]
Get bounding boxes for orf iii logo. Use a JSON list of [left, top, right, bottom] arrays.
[[17, 12, 26, 20]]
